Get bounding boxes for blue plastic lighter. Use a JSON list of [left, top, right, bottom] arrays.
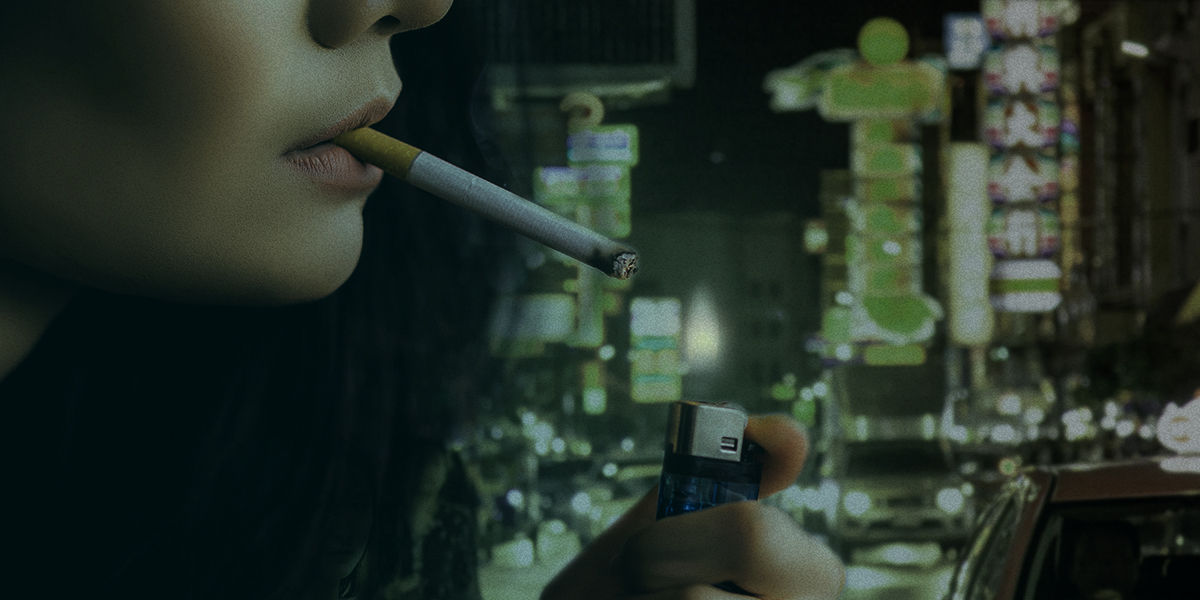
[[656, 400, 764, 519], [655, 401, 764, 595]]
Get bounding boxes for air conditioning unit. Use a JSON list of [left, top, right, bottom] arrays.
[[475, 0, 697, 109]]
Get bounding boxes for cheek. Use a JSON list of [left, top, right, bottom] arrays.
[[119, 4, 285, 161], [0, 2, 365, 303]]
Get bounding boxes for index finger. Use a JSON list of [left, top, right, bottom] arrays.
[[615, 501, 845, 598]]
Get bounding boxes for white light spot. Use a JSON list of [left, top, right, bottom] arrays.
[[843, 491, 872, 516], [845, 566, 895, 591], [1024, 407, 1046, 425], [1138, 424, 1155, 440], [991, 424, 1018, 443], [1120, 40, 1149, 58], [1116, 420, 1135, 438], [513, 538, 534, 567], [998, 393, 1022, 416], [583, 388, 607, 415], [684, 287, 721, 371], [571, 492, 592, 515], [506, 489, 525, 509]]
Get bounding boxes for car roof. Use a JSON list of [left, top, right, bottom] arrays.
[[1037, 456, 1200, 503]]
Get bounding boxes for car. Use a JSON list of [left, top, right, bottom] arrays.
[[944, 454, 1200, 599], [827, 439, 976, 557]]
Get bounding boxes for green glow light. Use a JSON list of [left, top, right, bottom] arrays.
[[862, 296, 937, 336], [858, 18, 909, 66], [793, 398, 817, 427], [864, 343, 926, 366]]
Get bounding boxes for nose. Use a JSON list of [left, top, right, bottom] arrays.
[[308, 0, 454, 48]]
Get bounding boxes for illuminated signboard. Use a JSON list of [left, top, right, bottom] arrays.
[[944, 13, 989, 70], [987, 206, 1061, 258], [1158, 397, 1200, 455], [629, 297, 683, 403], [982, 0, 1065, 315], [984, 97, 1061, 150], [947, 143, 994, 347], [489, 294, 577, 356], [766, 18, 947, 359], [535, 165, 632, 239], [982, 0, 1061, 40], [983, 43, 1060, 95], [988, 153, 1059, 203], [990, 259, 1062, 313], [566, 125, 640, 166], [822, 61, 946, 122]]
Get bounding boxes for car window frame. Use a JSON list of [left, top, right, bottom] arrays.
[[946, 479, 1018, 600], [1018, 512, 1063, 599], [947, 472, 1049, 600]]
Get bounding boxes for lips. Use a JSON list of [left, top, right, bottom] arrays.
[[283, 97, 396, 193], [285, 143, 383, 193], [287, 98, 396, 154]]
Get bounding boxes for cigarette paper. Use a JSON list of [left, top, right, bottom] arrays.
[[334, 128, 639, 280]]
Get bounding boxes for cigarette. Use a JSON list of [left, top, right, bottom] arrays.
[[333, 128, 639, 280]]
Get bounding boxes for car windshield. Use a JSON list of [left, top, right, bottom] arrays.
[[845, 442, 949, 478], [1025, 499, 1200, 600]]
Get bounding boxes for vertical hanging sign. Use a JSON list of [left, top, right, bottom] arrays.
[[765, 17, 950, 365], [533, 95, 639, 349], [981, 0, 1064, 313]]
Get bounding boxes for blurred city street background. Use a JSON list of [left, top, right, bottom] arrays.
[[394, 1, 1200, 597]]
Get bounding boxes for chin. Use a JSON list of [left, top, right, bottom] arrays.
[[241, 250, 363, 306], [214, 218, 366, 305], [273, 270, 356, 304], [128, 241, 363, 307]]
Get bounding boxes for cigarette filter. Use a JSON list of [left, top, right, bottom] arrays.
[[334, 128, 638, 280]]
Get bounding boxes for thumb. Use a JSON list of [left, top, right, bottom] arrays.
[[746, 413, 810, 497]]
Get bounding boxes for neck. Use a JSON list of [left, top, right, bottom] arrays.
[[0, 261, 78, 380]]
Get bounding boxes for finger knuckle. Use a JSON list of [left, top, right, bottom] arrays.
[[719, 502, 790, 569], [724, 501, 792, 543], [722, 500, 765, 531]]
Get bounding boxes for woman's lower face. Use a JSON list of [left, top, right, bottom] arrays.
[[0, 0, 452, 304]]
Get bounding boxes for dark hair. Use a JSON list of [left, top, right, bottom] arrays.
[[0, 8, 511, 599]]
